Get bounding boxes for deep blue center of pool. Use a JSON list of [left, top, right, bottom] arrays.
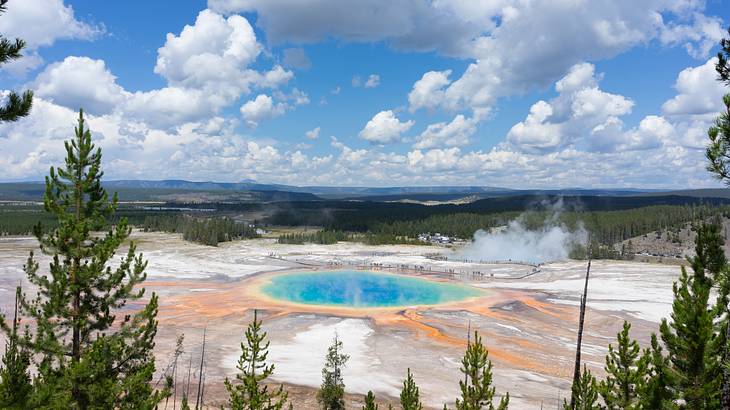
[[262, 270, 482, 308]]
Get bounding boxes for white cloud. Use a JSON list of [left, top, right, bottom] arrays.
[[662, 57, 726, 118], [359, 110, 415, 144], [0, 92, 718, 188], [408, 70, 451, 112], [506, 101, 563, 152], [407, 147, 461, 171], [555, 63, 600, 93], [364, 74, 380, 88], [154, 9, 292, 106], [0, 0, 102, 73], [506, 63, 635, 153], [305, 126, 320, 140], [1, 3, 726, 189], [16, 8, 302, 130], [155, 9, 260, 85], [212, 0, 723, 119], [660, 13, 725, 59], [33, 56, 128, 115], [413, 115, 477, 149], [240, 94, 288, 128], [259, 65, 294, 89], [123, 87, 214, 129]]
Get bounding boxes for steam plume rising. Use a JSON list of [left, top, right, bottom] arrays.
[[454, 201, 587, 264]]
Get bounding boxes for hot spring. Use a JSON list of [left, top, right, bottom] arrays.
[[261, 270, 483, 308]]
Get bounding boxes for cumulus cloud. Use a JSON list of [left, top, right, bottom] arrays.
[[506, 62, 635, 153], [413, 115, 477, 149], [2, 3, 726, 189], [33, 57, 128, 115], [404, 1, 723, 116], [123, 87, 215, 129], [359, 110, 415, 144], [155, 9, 260, 84], [25, 9, 300, 130], [240, 94, 288, 128], [0, 93, 717, 188], [408, 69, 451, 112], [662, 57, 726, 119], [0, 0, 102, 73], [154, 9, 292, 105], [211, 0, 724, 118]]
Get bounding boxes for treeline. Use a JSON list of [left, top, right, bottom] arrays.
[[370, 204, 726, 244], [263, 195, 730, 231], [371, 212, 518, 239], [277, 230, 350, 244], [0, 207, 167, 236], [0, 208, 57, 235], [141, 214, 259, 246], [557, 205, 724, 245]]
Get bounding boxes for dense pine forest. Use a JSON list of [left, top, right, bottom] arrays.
[[140, 214, 259, 246]]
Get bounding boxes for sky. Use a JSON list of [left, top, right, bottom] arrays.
[[0, 0, 729, 188]]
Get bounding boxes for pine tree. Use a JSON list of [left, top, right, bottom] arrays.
[[454, 331, 509, 410], [707, 94, 730, 182], [317, 333, 349, 410], [637, 334, 676, 410], [598, 321, 648, 409], [563, 365, 599, 410], [400, 368, 423, 410], [0, 110, 165, 408], [225, 310, 288, 410], [703, 27, 730, 410], [0, 287, 32, 409], [717, 26, 730, 85], [659, 223, 725, 408], [707, 25, 730, 183], [0, 0, 33, 122], [363, 390, 379, 410]]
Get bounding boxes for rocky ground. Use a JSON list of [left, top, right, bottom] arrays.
[[616, 216, 730, 261], [0, 231, 684, 409]]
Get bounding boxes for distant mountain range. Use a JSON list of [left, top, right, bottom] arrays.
[[101, 179, 669, 197], [1, 179, 727, 203]]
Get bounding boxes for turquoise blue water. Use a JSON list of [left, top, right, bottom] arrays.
[[262, 270, 482, 308]]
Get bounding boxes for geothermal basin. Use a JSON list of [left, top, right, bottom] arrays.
[[0, 232, 686, 409], [261, 270, 483, 308]]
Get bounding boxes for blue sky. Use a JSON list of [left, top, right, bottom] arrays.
[[0, 0, 729, 188]]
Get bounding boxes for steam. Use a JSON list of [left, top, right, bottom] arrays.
[[454, 201, 587, 264]]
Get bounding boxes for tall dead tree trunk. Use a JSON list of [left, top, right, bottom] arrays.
[[569, 241, 592, 409], [722, 309, 730, 410], [195, 328, 206, 410]]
